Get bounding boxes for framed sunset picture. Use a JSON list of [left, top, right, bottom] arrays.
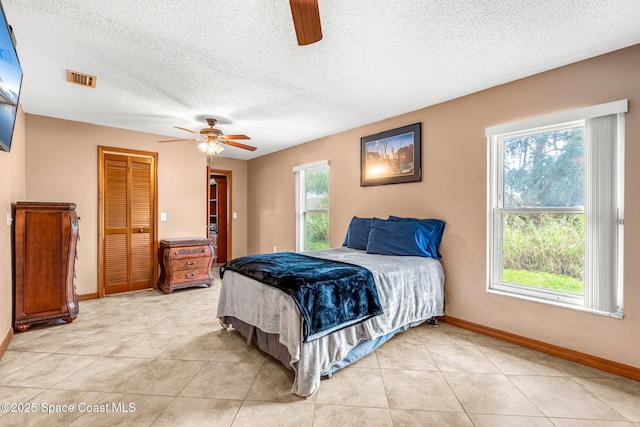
[[360, 122, 421, 187]]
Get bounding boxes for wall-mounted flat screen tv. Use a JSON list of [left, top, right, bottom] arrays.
[[0, 0, 21, 152]]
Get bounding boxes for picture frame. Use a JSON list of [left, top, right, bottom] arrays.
[[360, 122, 421, 187]]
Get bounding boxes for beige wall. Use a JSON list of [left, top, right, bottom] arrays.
[[0, 105, 25, 344], [247, 44, 640, 369], [24, 115, 248, 296]]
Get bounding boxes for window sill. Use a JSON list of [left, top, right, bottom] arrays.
[[487, 287, 624, 319]]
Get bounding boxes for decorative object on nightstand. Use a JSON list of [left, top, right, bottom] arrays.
[[157, 237, 214, 294], [14, 202, 80, 332]]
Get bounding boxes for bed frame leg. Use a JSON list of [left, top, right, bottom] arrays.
[[219, 318, 230, 330]]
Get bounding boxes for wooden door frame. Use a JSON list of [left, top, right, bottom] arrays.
[[207, 168, 232, 261], [98, 146, 159, 297]]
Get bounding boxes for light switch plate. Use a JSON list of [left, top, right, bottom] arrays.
[[7, 213, 12, 226], [160, 212, 167, 221]]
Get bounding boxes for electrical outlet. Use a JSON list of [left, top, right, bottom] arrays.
[[273, 246, 277, 253]]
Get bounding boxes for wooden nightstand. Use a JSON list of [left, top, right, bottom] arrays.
[[157, 238, 214, 294]]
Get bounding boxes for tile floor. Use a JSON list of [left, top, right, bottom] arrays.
[[1, 271, 639, 426]]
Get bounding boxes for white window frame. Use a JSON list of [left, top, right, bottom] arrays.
[[486, 100, 627, 317], [294, 160, 330, 252]]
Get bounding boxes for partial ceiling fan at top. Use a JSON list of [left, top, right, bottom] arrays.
[[289, 0, 322, 45], [158, 118, 257, 154]]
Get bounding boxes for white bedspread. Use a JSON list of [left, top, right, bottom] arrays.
[[216, 247, 445, 396]]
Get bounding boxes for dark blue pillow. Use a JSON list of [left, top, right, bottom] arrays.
[[388, 216, 445, 258], [344, 216, 373, 250], [366, 218, 444, 259]]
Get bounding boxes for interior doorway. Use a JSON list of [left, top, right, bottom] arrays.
[[208, 168, 232, 264], [98, 147, 158, 296]]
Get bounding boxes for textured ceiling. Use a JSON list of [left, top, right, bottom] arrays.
[[4, 0, 640, 160]]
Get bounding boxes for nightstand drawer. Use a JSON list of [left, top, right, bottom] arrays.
[[171, 269, 212, 285], [169, 245, 213, 260], [171, 256, 211, 271]]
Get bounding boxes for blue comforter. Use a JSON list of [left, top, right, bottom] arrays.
[[220, 252, 383, 341]]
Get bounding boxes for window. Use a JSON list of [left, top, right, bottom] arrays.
[[294, 160, 330, 252], [487, 100, 626, 316]]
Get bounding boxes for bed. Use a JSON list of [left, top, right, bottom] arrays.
[[216, 216, 445, 397]]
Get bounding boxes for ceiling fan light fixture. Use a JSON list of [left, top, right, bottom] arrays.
[[162, 117, 256, 151], [198, 140, 225, 154]]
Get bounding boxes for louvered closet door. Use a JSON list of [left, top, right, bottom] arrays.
[[103, 153, 155, 294], [130, 158, 153, 290]]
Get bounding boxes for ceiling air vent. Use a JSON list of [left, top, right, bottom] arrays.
[[66, 70, 97, 88]]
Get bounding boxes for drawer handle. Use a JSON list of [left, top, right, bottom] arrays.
[[186, 261, 196, 266], [185, 273, 196, 278]]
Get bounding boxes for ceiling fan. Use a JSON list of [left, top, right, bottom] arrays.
[[159, 118, 257, 154], [289, 0, 322, 46]]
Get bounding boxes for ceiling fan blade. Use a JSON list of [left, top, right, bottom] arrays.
[[223, 134, 251, 140], [174, 126, 199, 135], [158, 138, 200, 143], [223, 140, 257, 151], [289, 0, 322, 46]]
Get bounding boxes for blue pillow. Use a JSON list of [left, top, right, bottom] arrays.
[[343, 216, 373, 250], [388, 216, 445, 258], [366, 218, 444, 259]]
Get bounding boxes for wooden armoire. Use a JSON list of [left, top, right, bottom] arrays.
[[13, 202, 79, 332]]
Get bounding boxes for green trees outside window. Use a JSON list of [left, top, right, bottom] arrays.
[[501, 126, 585, 294], [303, 168, 329, 250]]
